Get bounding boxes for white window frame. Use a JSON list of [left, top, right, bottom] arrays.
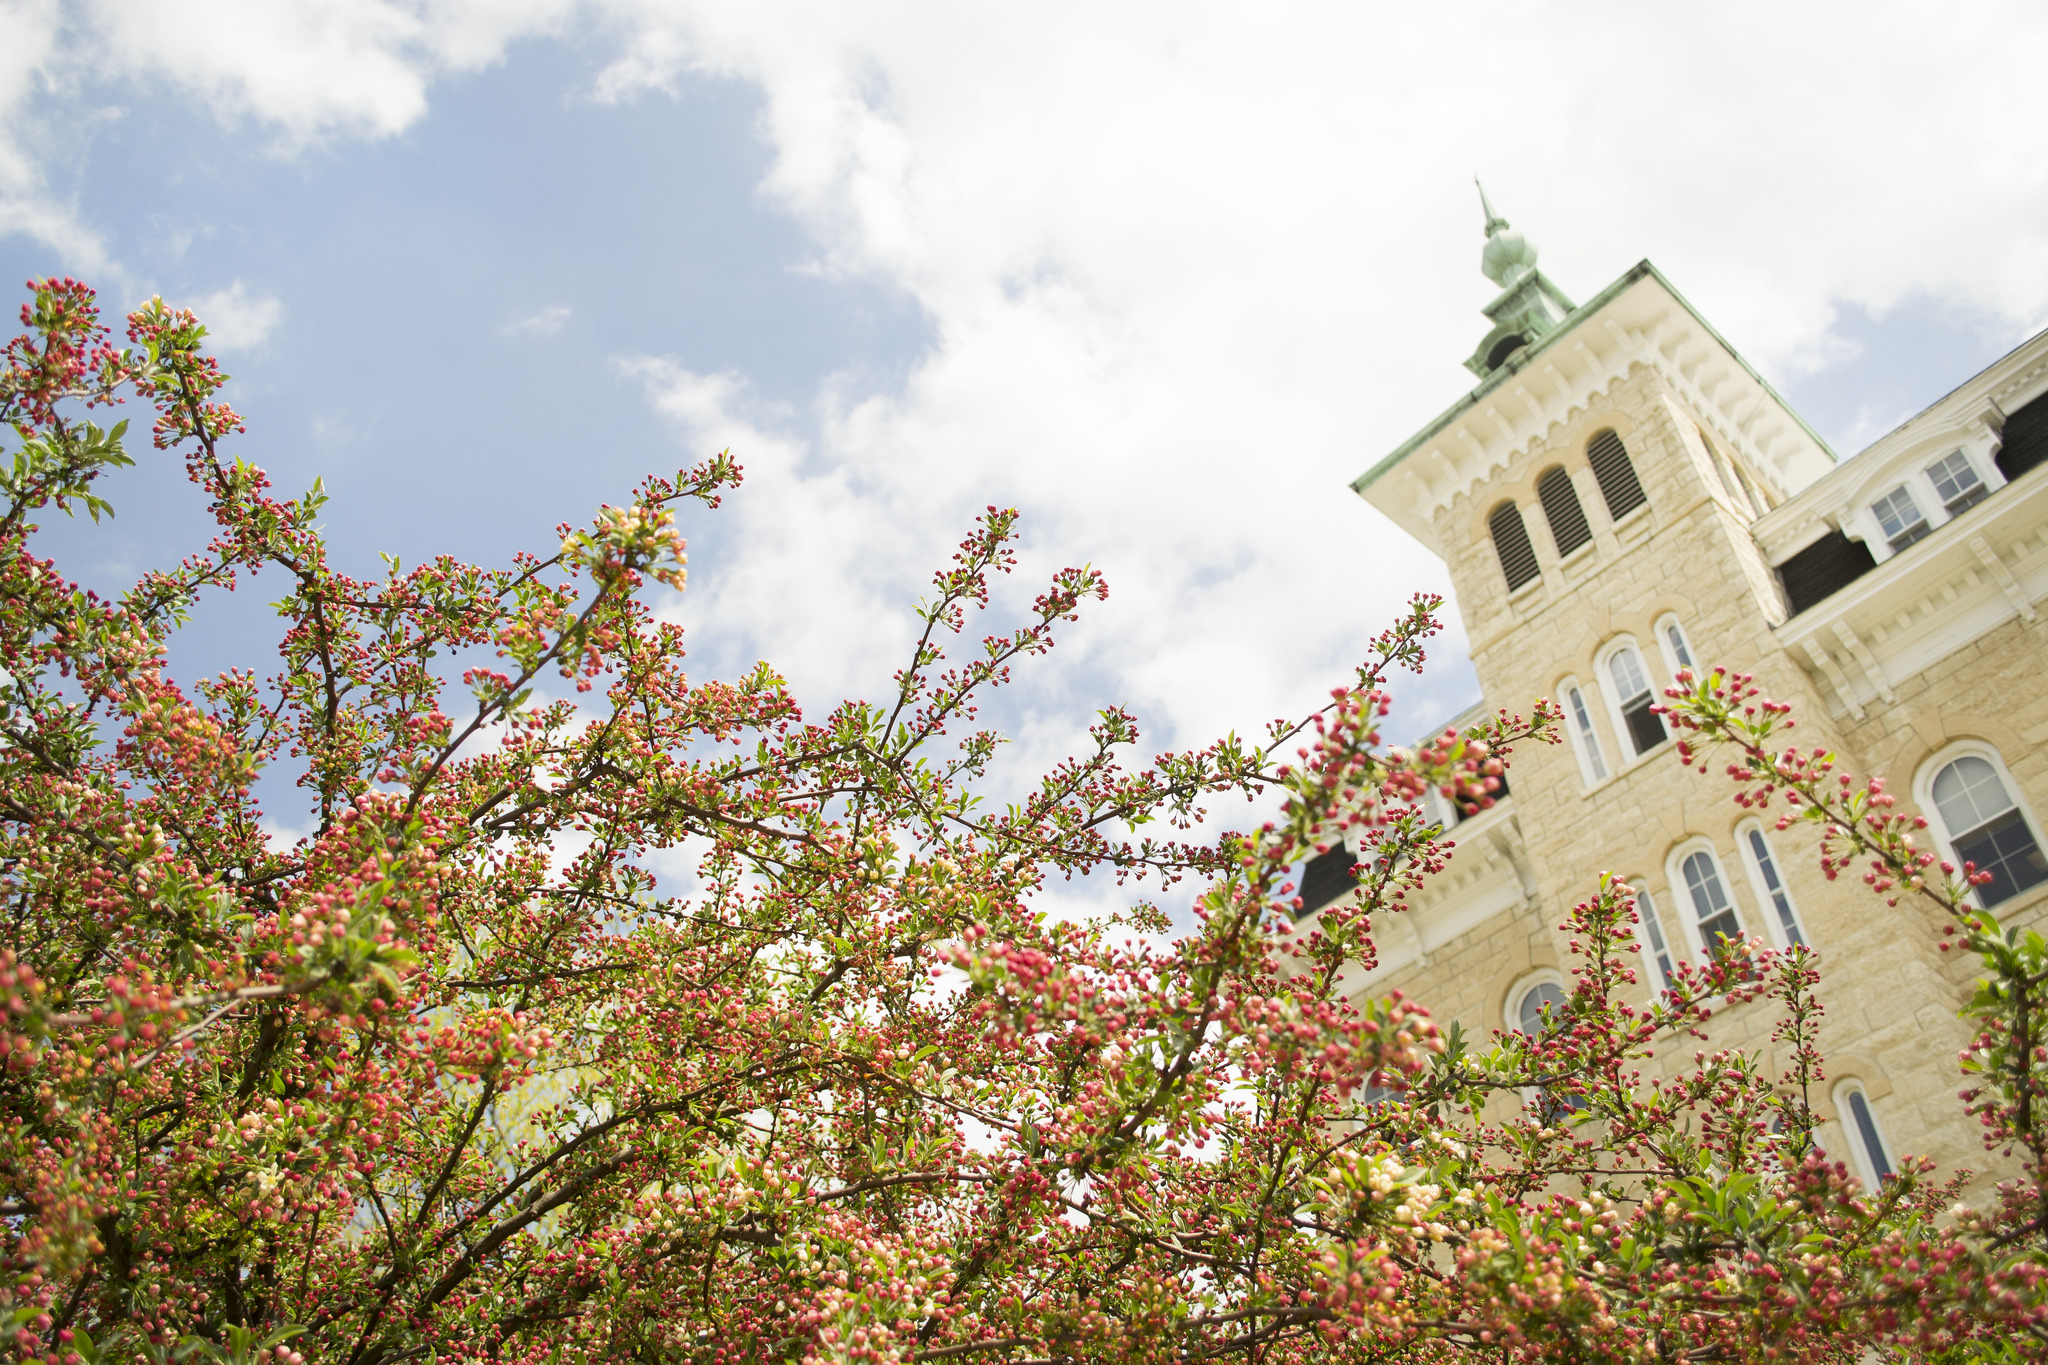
[[1595, 635, 1668, 767], [1664, 839, 1747, 958], [1557, 674, 1611, 787], [1832, 1079, 1894, 1188], [1914, 741, 2048, 909], [1652, 614, 1696, 680], [1735, 819, 1808, 949]]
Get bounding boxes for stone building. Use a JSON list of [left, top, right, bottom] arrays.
[[1319, 188, 2048, 1185]]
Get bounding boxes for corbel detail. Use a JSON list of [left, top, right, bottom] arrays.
[[1969, 535, 2039, 622], [1801, 638, 1866, 721], [1830, 620, 1896, 705]]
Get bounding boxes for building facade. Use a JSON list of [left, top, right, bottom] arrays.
[[1326, 193, 2048, 1185]]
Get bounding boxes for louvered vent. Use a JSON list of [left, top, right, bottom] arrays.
[[1996, 390, 2048, 484], [1776, 529, 1876, 616], [1537, 466, 1593, 556], [1489, 502, 1541, 591], [1586, 429, 1647, 520]]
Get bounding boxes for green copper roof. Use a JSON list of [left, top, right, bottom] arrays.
[[1350, 259, 1838, 495]]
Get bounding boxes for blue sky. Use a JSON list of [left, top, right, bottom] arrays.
[[6, 2, 2046, 819]]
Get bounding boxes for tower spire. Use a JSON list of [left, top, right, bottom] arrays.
[[1474, 179, 1538, 290]]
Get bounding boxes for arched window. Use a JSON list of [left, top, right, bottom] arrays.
[[1928, 754, 2048, 907], [1559, 677, 1608, 784], [1536, 466, 1593, 556], [1680, 848, 1742, 949], [1511, 978, 1568, 1035], [1586, 429, 1647, 520], [1833, 1081, 1893, 1185], [1605, 644, 1666, 757], [1489, 501, 1541, 592], [1653, 613, 1695, 676], [1635, 886, 1674, 993], [1738, 822, 1806, 947]]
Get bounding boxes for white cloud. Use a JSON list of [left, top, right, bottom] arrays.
[[184, 280, 284, 351], [593, 0, 2048, 757], [499, 304, 572, 337], [17, 0, 2048, 769], [78, 0, 575, 148]]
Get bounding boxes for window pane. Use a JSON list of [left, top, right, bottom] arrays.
[[1623, 697, 1667, 755], [1926, 451, 1987, 514], [1567, 686, 1607, 780], [1846, 1090, 1892, 1181], [1516, 982, 1568, 1034], [1933, 756, 2013, 833], [1954, 809, 2048, 907], [1746, 828, 1804, 946], [1609, 647, 1650, 701]]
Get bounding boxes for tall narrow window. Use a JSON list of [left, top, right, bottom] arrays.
[[1682, 850, 1742, 948], [1870, 486, 1929, 553], [1926, 451, 1987, 515], [1637, 887, 1674, 991], [1536, 466, 1593, 556], [1490, 501, 1541, 591], [1586, 429, 1647, 520], [1931, 755, 2048, 907], [1655, 614, 1696, 679], [1836, 1082, 1894, 1184], [1743, 826, 1805, 947], [1565, 683, 1607, 782], [1608, 645, 1665, 756]]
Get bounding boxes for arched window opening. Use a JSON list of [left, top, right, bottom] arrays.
[[1836, 1082, 1894, 1184], [1536, 466, 1592, 556], [1654, 614, 1696, 678], [1636, 887, 1674, 992], [1486, 334, 1527, 369], [1608, 645, 1665, 756], [1931, 756, 2048, 907], [1514, 980, 1568, 1035], [1743, 826, 1806, 946], [1682, 850, 1742, 949], [1489, 501, 1541, 591], [1587, 429, 1647, 520], [1563, 681, 1607, 783]]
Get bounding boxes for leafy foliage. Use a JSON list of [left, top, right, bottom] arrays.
[[0, 279, 2042, 1363]]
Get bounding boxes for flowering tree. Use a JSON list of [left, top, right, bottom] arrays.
[[0, 278, 2042, 1364]]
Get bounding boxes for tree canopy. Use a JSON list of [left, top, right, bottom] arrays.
[[0, 279, 2043, 1363]]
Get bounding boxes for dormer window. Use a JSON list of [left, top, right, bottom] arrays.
[[1870, 485, 1929, 553], [1925, 451, 1987, 516]]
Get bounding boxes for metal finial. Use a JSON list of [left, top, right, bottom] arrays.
[[1476, 177, 1509, 238]]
